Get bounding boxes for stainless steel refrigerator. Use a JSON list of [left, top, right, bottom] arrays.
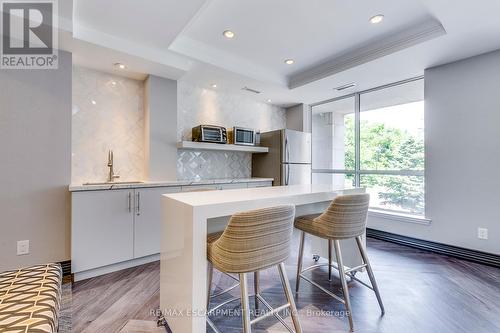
[[252, 129, 311, 186]]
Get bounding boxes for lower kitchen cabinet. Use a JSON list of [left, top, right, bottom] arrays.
[[72, 186, 180, 273], [72, 189, 135, 273], [71, 180, 272, 275], [133, 187, 180, 258]]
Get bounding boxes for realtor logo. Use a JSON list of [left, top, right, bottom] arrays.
[[1, 0, 58, 69]]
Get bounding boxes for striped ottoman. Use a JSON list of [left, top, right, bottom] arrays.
[[0, 263, 62, 333]]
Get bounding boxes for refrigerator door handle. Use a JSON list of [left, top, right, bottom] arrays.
[[285, 134, 290, 163], [285, 164, 290, 185]]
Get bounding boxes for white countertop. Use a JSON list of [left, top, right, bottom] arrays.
[[68, 177, 273, 192], [164, 184, 358, 208]]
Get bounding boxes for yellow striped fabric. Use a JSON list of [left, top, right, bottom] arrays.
[[0, 264, 62, 333], [295, 194, 370, 239], [208, 205, 296, 273]]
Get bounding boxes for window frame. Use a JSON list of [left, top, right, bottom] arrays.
[[311, 76, 427, 218]]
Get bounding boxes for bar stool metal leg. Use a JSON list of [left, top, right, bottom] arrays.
[[333, 240, 354, 332], [355, 236, 385, 315], [239, 273, 252, 333], [278, 263, 303, 333], [295, 231, 305, 292], [254, 271, 260, 311], [328, 239, 333, 281], [207, 262, 213, 309]]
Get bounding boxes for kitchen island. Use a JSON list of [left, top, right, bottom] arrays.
[[160, 184, 365, 333]]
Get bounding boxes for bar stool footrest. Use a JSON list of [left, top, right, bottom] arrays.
[[300, 261, 369, 285], [210, 272, 240, 299], [298, 274, 346, 304], [254, 294, 294, 333]]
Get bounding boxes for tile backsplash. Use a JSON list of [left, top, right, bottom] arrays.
[[71, 69, 286, 183], [72, 67, 145, 184], [177, 150, 251, 180], [177, 81, 286, 141], [176, 81, 285, 180]]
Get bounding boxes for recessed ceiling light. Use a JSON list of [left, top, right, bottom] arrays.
[[223, 30, 235, 39], [91, 100, 97, 105], [284, 59, 295, 65], [211, 83, 217, 88], [111, 81, 117, 86], [114, 63, 126, 70], [370, 14, 384, 24], [267, 99, 272, 103]]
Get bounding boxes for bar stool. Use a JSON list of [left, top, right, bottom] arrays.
[[294, 193, 384, 332], [183, 188, 244, 315], [206, 205, 302, 333]]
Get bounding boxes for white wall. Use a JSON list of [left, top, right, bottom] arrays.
[[144, 75, 177, 181], [0, 51, 72, 271], [286, 104, 311, 133], [368, 49, 500, 255]]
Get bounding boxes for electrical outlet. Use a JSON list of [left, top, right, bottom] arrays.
[[477, 228, 488, 240], [17, 240, 30, 255]]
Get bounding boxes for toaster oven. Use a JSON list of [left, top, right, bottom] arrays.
[[192, 125, 227, 144]]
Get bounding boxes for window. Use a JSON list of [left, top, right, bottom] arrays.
[[312, 78, 425, 216]]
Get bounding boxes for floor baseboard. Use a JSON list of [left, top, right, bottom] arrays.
[[72, 254, 160, 282], [366, 228, 500, 268]]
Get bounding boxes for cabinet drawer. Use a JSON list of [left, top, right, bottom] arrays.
[[247, 181, 273, 188], [182, 185, 220, 192], [220, 183, 247, 190]]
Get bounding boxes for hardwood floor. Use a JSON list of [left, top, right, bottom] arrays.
[[71, 233, 500, 333]]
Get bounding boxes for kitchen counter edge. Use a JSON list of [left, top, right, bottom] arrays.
[[69, 178, 274, 192]]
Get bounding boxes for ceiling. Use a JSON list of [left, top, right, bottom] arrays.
[[75, 0, 207, 50], [68, 0, 500, 107], [176, 0, 432, 77]]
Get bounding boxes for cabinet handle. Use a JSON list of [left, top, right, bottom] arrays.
[[128, 192, 132, 213], [136, 192, 141, 216]]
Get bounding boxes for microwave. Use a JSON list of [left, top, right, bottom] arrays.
[[229, 127, 258, 146], [192, 125, 227, 144]]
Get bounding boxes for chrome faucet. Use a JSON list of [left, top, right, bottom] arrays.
[[107, 150, 120, 182]]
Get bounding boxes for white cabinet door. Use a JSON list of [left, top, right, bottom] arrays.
[[134, 187, 181, 258], [247, 181, 273, 188], [72, 189, 134, 273], [220, 183, 247, 190]]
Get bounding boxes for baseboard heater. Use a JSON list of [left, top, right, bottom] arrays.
[[366, 228, 500, 268], [59, 260, 71, 277]]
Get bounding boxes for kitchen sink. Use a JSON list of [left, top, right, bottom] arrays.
[[83, 181, 145, 186]]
